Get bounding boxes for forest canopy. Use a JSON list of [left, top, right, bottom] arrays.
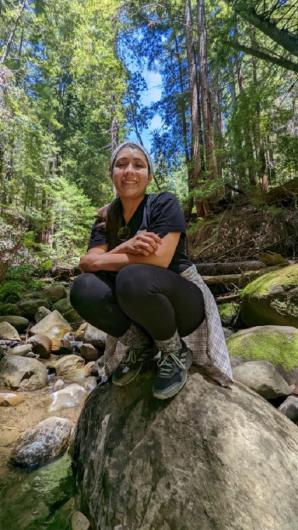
[[0, 0, 297, 270]]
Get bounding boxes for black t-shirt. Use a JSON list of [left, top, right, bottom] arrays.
[[88, 192, 193, 273]]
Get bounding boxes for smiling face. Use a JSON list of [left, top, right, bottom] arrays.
[[112, 147, 152, 201]]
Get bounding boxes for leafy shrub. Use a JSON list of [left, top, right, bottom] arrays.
[[0, 281, 26, 303]]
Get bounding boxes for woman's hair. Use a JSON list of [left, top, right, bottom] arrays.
[[110, 142, 154, 177]]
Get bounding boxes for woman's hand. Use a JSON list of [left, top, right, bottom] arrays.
[[112, 231, 162, 256]]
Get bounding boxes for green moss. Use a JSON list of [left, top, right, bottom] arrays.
[[241, 264, 298, 299], [218, 303, 240, 325], [227, 327, 298, 370]]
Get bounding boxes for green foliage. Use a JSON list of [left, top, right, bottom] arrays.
[[0, 281, 26, 303]]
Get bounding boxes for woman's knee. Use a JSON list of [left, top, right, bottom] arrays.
[[116, 264, 155, 304], [70, 273, 98, 308]]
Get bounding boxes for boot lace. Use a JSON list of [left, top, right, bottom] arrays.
[[157, 351, 185, 378]]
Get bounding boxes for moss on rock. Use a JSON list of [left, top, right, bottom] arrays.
[[227, 325, 298, 370], [242, 264, 298, 299], [218, 303, 240, 326]]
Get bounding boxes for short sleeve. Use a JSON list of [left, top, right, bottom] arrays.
[[148, 192, 186, 237], [87, 220, 107, 250]]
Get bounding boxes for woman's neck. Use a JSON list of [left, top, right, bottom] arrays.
[[121, 195, 145, 224]]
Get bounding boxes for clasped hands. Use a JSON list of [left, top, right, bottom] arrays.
[[115, 230, 162, 256], [79, 231, 162, 272]]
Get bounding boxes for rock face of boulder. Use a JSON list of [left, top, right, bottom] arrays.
[[233, 360, 292, 399], [0, 321, 20, 340], [227, 325, 298, 383], [72, 371, 298, 530], [30, 310, 72, 350], [0, 355, 48, 390], [10, 417, 73, 469], [240, 264, 298, 327]]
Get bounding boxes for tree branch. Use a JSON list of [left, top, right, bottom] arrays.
[[228, 40, 298, 72]]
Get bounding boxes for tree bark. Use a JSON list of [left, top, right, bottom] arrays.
[[184, 0, 202, 217], [197, 0, 218, 181]]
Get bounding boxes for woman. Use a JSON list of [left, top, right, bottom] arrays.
[[70, 142, 232, 400]]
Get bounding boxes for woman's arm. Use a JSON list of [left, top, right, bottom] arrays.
[[79, 233, 180, 272]]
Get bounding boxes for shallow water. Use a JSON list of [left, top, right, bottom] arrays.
[[0, 454, 75, 530]]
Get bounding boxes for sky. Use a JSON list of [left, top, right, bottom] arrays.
[[128, 68, 162, 152]]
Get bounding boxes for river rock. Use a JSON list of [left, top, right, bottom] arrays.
[[233, 360, 292, 399], [75, 323, 106, 348], [0, 315, 29, 332], [49, 384, 87, 412], [278, 396, 298, 423], [72, 371, 298, 530], [55, 354, 85, 376], [7, 343, 33, 356], [0, 392, 25, 406], [0, 303, 21, 316], [0, 321, 20, 341], [71, 511, 91, 530], [241, 264, 298, 327], [52, 298, 81, 326], [18, 297, 50, 319], [218, 302, 240, 327], [27, 334, 52, 358], [10, 416, 73, 469], [227, 325, 298, 384], [79, 343, 100, 362], [34, 305, 51, 323], [0, 355, 48, 390], [43, 283, 67, 302], [30, 310, 72, 351]]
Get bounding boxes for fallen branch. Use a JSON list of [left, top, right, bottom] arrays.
[[196, 260, 266, 275], [202, 264, 285, 286]]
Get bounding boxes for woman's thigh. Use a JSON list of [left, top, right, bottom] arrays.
[[116, 264, 205, 338], [70, 272, 130, 336]]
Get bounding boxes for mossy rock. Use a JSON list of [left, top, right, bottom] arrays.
[[52, 298, 81, 326], [227, 325, 298, 371], [240, 264, 298, 327], [17, 298, 50, 319], [0, 303, 21, 316], [218, 303, 240, 327]]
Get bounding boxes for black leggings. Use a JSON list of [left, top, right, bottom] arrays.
[[70, 264, 205, 341]]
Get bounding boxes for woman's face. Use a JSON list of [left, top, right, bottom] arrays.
[[112, 147, 151, 200]]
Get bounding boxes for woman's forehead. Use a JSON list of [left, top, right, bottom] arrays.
[[115, 147, 147, 162]]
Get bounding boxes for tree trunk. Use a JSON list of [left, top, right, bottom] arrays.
[[0, 0, 28, 64], [184, 0, 202, 217], [197, 0, 218, 182]]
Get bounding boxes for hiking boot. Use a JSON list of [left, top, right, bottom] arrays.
[[152, 342, 192, 400], [112, 346, 157, 387]]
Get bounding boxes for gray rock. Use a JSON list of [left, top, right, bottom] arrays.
[[10, 416, 73, 469], [43, 283, 67, 302], [71, 511, 90, 530], [27, 334, 52, 358], [278, 396, 298, 423], [72, 371, 298, 530], [0, 321, 20, 340], [233, 360, 292, 399], [49, 383, 87, 412], [55, 354, 85, 376], [0, 315, 29, 332], [34, 305, 51, 323], [0, 355, 48, 390], [7, 343, 33, 356], [52, 298, 81, 326], [75, 323, 106, 348]]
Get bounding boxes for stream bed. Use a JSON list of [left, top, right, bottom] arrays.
[[0, 454, 75, 530]]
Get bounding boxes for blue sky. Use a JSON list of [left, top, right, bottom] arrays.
[[128, 68, 162, 152]]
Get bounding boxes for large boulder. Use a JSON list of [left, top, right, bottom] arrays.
[[0, 355, 48, 390], [0, 321, 20, 340], [43, 283, 67, 302], [232, 360, 292, 399], [0, 315, 29, 332], [240, 264, 298, 327], [72, 371, 298, 530], [227, 325, 298, 384]]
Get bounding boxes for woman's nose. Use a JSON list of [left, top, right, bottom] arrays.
[[124, 162, 134, 174]]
